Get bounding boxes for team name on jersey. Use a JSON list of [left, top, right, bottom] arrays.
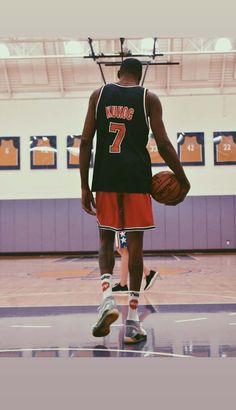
[[105, 106, 134, 121]]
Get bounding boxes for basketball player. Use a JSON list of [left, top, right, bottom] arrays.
[[80, 58, 190, 344], [113, 231, 159, 293]]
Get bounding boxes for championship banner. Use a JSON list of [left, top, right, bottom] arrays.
[[67, 135, 93, 169], [0, 136, 20, 170], [177, 132, 205, 166], [213, 132, 236, 165], [30, 136, 57, 169]]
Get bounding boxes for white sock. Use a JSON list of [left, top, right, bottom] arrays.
[[127, 291, 140, 321], [101, 273, 112, 300]]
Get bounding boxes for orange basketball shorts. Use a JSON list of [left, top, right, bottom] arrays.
[[95, 192, 155, 232]]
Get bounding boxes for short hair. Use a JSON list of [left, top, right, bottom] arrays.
[[119, 58, 142, 80]]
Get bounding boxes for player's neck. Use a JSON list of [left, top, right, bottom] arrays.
[[117, 75, 139, 86]]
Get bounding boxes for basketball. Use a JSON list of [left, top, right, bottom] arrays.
[[151, 171, 181, 204]]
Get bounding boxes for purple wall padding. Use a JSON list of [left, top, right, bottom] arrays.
[[206, 196, 221, 249], [0, 201, 15, 252], [179, 197, 193, 249], [0, 196, 235, 253], [165, 204, 180, 250], [220, 196, 235, 248], [150, 200, 166, 250], [42, 200, 56, 252], [29, 200, 42, 251], [68, 199, 83, 252], [192, 196, 208, 249]]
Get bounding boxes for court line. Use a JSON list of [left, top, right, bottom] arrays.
[[0, 291, 80, 298], [175, 317, 207, 323], [0, 347, 192, 358], [0, 301, 235, 308], [1, 290, 236, 300], [155, 291, 236, 300], [229, 313, 236, 316], [229, 323, 236, 326], [10, 325, 52, 328]]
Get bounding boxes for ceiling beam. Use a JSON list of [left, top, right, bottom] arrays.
[[166, 39, 172, 94], [55, 43, 65, 96], [2, 61, 12, 97], [220, 54, 226, 91], [0, 49, 236, 61], [99, 61, 179, 66], [87, 37, 106, 84]]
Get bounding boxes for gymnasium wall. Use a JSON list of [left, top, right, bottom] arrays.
[[0, 92, 236, 252], [0, 196, 235, 252], [0, 93, 236, 200]]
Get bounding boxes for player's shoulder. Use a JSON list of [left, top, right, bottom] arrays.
[[146, 90, 162, 116], [146, 89, 161, 103], [88, 87, 105, 107], [90, 88, 101, 100], [90, 82, 114, 98]]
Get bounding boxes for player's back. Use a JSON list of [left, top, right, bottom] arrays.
[[92, 83, 151, 193]]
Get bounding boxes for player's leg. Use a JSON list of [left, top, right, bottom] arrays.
[[122, 192, 158, 292], [99, 228, 115, 277], [143, 263, 159, 291], [96, 195, 118, 298], [118, 247, 129, 286], [112, 247, 129, 292], [92, 229, 119, 337], [126, 231, 143, 293], [121, 193, 155, 343], [124, 231, 147, 344]]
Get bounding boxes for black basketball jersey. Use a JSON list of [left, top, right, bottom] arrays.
[[91, 83, 152, 193]]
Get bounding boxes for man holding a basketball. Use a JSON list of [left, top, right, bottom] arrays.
[[80, 58, 190, 344]]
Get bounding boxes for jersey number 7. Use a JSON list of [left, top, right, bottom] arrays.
[[109, 122, 126, 153]]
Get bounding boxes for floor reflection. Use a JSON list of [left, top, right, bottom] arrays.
[[0, 303, 236, 358]]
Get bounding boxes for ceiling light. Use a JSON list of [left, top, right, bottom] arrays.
[[0, 43, 10, 58], [141, 38, 154, 52], [64, 41, 83, 55], [214, 38, 232, 52]]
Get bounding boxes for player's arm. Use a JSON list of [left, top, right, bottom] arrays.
[[79, 89, 100, 215], [146, 91, 190, 204]]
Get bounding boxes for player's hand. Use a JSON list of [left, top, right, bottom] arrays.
[[82, 188, 96, 215], [166, 179, 191, 206]]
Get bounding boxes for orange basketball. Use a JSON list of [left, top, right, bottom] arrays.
[[151, 171, 181, 204]]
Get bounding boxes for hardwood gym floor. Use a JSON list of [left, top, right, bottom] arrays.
[[0, 252, 235, 358]]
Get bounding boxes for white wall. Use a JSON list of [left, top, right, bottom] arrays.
[[0, 96, 90, 200], [0, 93, 235, 200], [161, 94, 236, 196]]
